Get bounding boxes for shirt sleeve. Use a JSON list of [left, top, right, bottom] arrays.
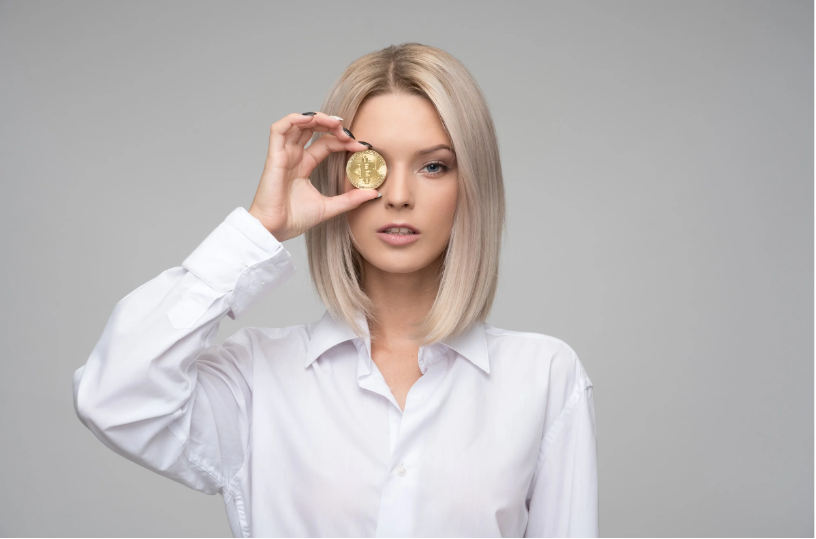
[[72, 207, 294, 498], [525, 350, 598, 538]]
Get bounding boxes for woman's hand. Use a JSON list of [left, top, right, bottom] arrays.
[[248, 112, 378, 242]]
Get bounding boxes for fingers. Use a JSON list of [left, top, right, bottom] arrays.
[[297, 128, 314, 148], [305, 133, 369, 166], [270, 112, 353, 153], [322, 188, 381, 222]]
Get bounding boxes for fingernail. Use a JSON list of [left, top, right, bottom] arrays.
[[343, 127, 355, 139], [376, 191, 382, 198], [358, 141, 372, 149], [330, 115, 343, 121], [301, 112, 317, 116]]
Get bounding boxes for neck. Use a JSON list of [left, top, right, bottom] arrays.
[[362, 255, 442, 347]]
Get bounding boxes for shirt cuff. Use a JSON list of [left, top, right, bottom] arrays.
[[181, 207, 295, 320]]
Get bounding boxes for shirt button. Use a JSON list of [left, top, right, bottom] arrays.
[[396, 463, 407, 477]]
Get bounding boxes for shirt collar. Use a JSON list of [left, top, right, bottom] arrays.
[[304, 309, 490, 375]]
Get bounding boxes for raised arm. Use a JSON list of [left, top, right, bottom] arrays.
[[72, 206, 295, 495], [73, 111, 376, 499]]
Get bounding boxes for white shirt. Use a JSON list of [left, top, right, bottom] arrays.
[[72, 207, 598, 538]]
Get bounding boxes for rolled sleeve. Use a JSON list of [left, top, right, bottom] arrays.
[[181, 207, 295, 320]]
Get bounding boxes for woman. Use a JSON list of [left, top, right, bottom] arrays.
[[73, 43, 597, 537]]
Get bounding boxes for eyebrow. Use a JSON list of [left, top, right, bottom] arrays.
[[372, 144, 454, 159], [417, 144, 453, 155]]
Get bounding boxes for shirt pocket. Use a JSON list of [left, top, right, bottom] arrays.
[[167, 272, 226, 329]]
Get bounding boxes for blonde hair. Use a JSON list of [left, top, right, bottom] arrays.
[[305, 42, 506, 346]]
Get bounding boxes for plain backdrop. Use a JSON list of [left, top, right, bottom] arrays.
[[0, 1, 812, 537]]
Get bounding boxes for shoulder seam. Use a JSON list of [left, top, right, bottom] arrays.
[[526, 378, 592, 503], [537, 378, 592, 466]]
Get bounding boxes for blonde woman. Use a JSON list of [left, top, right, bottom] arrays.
[[73, 43, 598, 537]]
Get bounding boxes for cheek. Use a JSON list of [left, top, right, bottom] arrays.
[[432, 181, 458, 227], [345, 197, 374, 238], [345, 204, 363, 232]]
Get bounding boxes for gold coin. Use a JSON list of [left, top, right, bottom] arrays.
[[346, 149, 387, 189]]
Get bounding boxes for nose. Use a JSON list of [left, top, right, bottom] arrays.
[[382, 164, 414, 209]]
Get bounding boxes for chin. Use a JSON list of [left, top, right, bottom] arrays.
[[379, 263, 428, 274], [360, 248, 441, 275], [367, 258, 429, 274]]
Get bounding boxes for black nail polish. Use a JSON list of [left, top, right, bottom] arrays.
[[343, 127, 355, 139], [358, 141, 372, 149], [301, 112, 317, 116]]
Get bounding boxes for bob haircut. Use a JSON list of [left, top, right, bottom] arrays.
[[305, 42, 506, 347]]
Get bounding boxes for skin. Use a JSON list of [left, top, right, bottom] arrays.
[[344, 93, 459, 411], [247, 94, 458, 412]]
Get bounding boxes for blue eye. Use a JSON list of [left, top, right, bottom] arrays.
[[422, 161, 449, 176]]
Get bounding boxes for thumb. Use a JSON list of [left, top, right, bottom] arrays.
[[323, 189, 381, 220]]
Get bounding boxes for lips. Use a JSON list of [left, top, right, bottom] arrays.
[[377, 223, 420, 234], [376, 222, 421, 246], [376, 230, 421, 246]]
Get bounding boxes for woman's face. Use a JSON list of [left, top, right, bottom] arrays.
[[344, 93, 458, 276]]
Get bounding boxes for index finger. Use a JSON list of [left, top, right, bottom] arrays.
[[298, 111, 356, 145], [271, 112, 351, 152], [304, 133, 369, 169]]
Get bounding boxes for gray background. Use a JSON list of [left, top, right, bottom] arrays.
[[0, 0, 811, 536]]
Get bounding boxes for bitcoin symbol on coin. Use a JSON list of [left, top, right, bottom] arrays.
[[346, 149, 387, 189]]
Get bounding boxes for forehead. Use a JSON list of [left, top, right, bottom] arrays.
[[351, 93, 451, 149]]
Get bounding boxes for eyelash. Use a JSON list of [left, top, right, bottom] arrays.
[[421, 161, 450, 176]]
